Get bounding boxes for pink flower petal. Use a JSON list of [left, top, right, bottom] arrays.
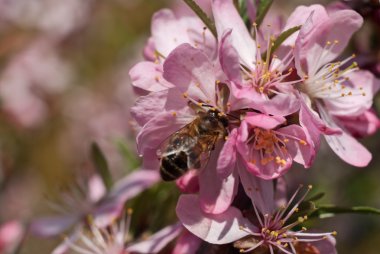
[[88, 175, 106, 203], [276, 125, 315, 168], [237, 162, 275, 214], [323, 70, 379, 116], [129, 61, 173, 92], [151, 9, 192, 57], [282, 4, 328, 47], [131, 90, 169, 127], [218, 30, 242, 84], [198, 144, 238, 214], [108, 169, 160, 203], [337, 109, 380, 138], [295, 9, 363, 75], [126, 223, 182, 253], [176, 194, 251, 244], [244, 112, 286, 130], [323, 119, 372, 167], [30, 215, 79, 237], [163, 44, 217, 104], [176, 170, 200, 194], [172, 230, 202, 254], [212, 0, 256, 69], [217, 128, 238, 178]]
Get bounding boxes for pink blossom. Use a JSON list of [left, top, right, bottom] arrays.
[[133, 43, 243, 214], [213, 0, 300, 116], [177, 179, 337, 254], [0, 221, 24, 254], [293, 5, 380, 167], [0, 0, 94, 38], [31, 170, 160, 241], [0, 38, 72, 128], [130, 8, 216, 93], [218, 112, 315, 180], [58, 210, 181, 254]]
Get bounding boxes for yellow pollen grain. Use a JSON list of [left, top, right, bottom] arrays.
[[155, 76, 160, 82], [348, 91, 352, 96], [284, 138, 289, 143], [171, 112, 177, 117], [326, 41, 331, 45], [308, 185, 313, 189], [332, 231, 338, 236], [182, 92, 188, 98], [334, 40, 339, 44], [299, 140, 307, 145], [362, 92, 366, 96], [197, 102, 203, 107], [127, 208, 133, 215], [302, 227, 307, 231], [341, 93, 345, 97], [253, 22, 257, 27]]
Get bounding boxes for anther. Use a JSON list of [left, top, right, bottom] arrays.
[[171, 112, 177, 117]]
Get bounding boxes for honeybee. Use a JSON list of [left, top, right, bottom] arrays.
[[158, 103, 229, 181]]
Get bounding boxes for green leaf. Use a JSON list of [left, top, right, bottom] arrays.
[[261, 25, 301, 59], [255, 0, 273, 27], [91, 143, 113, 190], [183, 0, 217, 37], [311, 205, 380, 218], [116, 139, 140, 170]]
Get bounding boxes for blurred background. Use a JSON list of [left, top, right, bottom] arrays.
[[0, 0, 379, 253]]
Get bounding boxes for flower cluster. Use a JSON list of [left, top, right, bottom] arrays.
[[129, 0, 379, 253]]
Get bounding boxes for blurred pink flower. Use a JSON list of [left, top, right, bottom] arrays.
[[31, 170, 160, 240], [0, 38, 72, 128], [293, 5, 380, 167], [0, 0, 94, 38], [61, 88, 133, 174], [0, 221, 24, 254], [58, 211, 181, 254], [177, 179, 337, 254]]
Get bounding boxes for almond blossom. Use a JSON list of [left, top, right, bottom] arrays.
[[293, 5, 380, 167], [213, 0, 300, 116], [31, 170, 160, 253], [62, 209, 182, 254], [177, 177, 337, 254], [129, 7, 216, 93], [218, 112, 315, 180], [133, 43, 243, 214]]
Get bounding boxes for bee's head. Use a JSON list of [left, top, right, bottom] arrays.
[[206, 109, 229, 128]]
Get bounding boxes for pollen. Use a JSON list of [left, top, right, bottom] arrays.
[[127, 208, 133, 215], [182, 92, 188, 98], [171, 112, 177, 117], [299, 140, 307, 145]]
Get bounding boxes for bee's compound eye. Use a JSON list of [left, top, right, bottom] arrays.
[[207, 110, 217, 118], [220, 116, 229, 127]]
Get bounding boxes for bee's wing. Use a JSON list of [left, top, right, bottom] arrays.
[[195, 134, 220, 170], [156, 120, 197, 158]]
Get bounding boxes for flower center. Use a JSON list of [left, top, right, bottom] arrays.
[[301, 40, 365, 101]]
